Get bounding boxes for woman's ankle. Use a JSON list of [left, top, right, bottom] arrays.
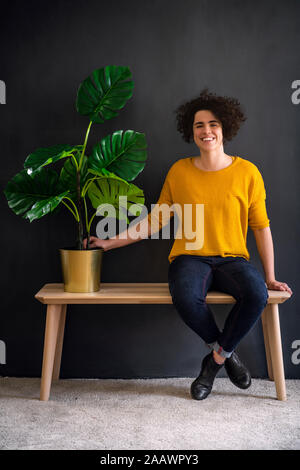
[[213, 350, 226, 365]]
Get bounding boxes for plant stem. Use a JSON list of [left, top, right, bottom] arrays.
[[63, 197, 80, 220], [87, 212, 97, 233], [61, 200, 79, 221], [81, 175, 98, 198], [83, 196, 89, 249], [86, 212, 97, 250], [77, 120, 92, 249], [70, 153, 79, 171], [79, 120, 92, 171], [83, 197, 97, 250], [77, 169, 84, 250]]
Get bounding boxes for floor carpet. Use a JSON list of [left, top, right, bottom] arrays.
[[0, 377, 299, 450]]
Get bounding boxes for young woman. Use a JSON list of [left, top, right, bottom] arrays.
[[84, 89, 292, 401]]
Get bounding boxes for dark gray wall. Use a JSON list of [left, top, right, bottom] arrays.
[[1, 0, 299, 380]]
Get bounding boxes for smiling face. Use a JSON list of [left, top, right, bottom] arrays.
[[193, 109, 224, 152]]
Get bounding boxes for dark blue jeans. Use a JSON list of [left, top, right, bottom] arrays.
[[168, 255, 269, 358]]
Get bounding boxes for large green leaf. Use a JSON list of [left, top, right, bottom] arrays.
[[87, 176, 145, 222], [88, 130, 147, 181], [4, 168, 69, 222], [24, 144, 82, 173], [76, 66, 134, 123]]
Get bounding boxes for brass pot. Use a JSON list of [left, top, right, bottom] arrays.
[[60, 248, 103, 293]]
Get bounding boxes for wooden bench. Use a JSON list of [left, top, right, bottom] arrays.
[[35, 283, 291, 402]]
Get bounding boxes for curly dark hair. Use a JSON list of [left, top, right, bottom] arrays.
[[175, 89, 246, 143]]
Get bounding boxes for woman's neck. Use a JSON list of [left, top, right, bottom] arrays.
[[194, 149, 232, 171]]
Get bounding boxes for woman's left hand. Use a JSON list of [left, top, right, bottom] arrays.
[[266, 279, 293, 295]]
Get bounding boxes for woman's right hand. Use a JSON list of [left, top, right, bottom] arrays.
[[83, 236, 110, 251]]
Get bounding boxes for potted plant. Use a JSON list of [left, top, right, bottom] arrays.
[[4, 65, 147, 292]]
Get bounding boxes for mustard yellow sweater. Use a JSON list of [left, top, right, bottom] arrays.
[[148, 156, 270, 262]]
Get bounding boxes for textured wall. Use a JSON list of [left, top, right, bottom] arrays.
[[0, 0, 299, 379]]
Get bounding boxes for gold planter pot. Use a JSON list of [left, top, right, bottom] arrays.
[[60, 248, 103, 293]]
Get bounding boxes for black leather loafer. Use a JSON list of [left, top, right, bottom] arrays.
[[191, 351, 224, 400], [224, 351, 251, 389]]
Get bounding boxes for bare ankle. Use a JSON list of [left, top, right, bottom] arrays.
[[213, 350, 225, 365]]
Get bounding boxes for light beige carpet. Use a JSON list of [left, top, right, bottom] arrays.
[[0, 377, 299, 450]]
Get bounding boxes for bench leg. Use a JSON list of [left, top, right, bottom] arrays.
[[40, 304, 64, 401], [263, 304, 287, 401], [261, 308, 274, 380], [52, 304, 67, 381]]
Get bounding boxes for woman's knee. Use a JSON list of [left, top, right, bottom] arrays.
[[168, 255, 212, 308], [240, 281, 268, 308], [168, 278, 207, 311]]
